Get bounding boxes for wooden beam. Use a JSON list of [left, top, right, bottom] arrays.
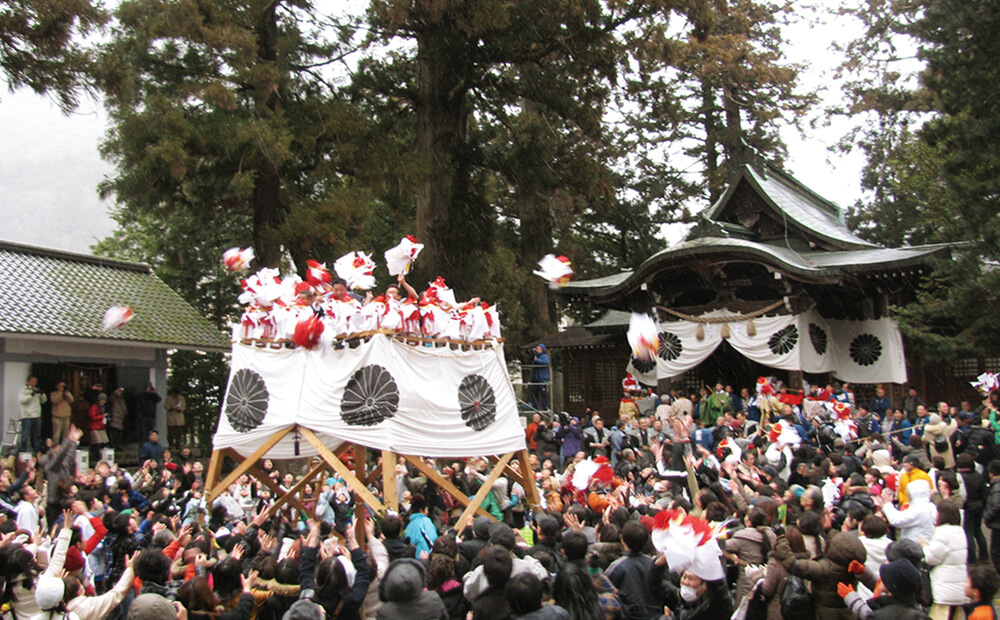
[[354, 445, 367, 547], [299, 428, 386, 513], [401, 455, 493, 520], [456, 453, 513, 525], [382, 451, 398, 513], [266, 460, 326, 521], [486, 454, 527, 488], [222, 448, 310, 516], [206, 426, 294, 504], [206, 449, 223, 492], [516, 449, 541, 508]]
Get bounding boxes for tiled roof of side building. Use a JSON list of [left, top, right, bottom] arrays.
[[0, 240, 230, 351]]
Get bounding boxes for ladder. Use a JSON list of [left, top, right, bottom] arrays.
[[1, 419, 20, 456]]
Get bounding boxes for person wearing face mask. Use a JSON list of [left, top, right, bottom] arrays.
[[646, 562, 733, 620]]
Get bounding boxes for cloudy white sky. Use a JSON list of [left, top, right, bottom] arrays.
[[0, 6, 873, 256]]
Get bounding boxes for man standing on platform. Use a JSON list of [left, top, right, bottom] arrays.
[[164, 388, 187, 449], [138, 383, 161, 435], [49, 381, 73, 445], [701, 382, 731, 427], [18, 376, 46, 454]]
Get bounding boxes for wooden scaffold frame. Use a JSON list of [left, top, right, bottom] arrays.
[[204, 424, 541, 533]]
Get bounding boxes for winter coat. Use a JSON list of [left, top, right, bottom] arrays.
[[725, 526, 776, 605], [108, 392, 127, 429], [606, 552, 659, 620], [775, 530, 867, 620], [761, 549, 810, 620], [987, 480, 1000, 530], [883, 479, 937, 542], [557, 424, 584, 459], [923, 420, 958, 469], [646, 564, 733, 620], [859, 535, 892, 598], [923, 523, 971, 606]]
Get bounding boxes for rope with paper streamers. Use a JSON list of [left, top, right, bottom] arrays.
[[655, 298, 790, 340]]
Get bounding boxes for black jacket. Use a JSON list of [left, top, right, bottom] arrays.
[[984, 480, 1000, 530]]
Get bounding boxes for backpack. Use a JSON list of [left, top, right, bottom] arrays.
[[781, 574, 815, 620], [933, 434, 950, 453]]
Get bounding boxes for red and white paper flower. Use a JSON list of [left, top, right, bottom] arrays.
[[333, 252, 377, 290], [533, 254, 574, 289], [222, 247, 255, 272], [102, 306, 134, 331], [384, 236, 424, 276]]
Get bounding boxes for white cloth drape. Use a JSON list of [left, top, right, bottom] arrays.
[[638, 310, 907, 385], [213, 335, 526, 458]]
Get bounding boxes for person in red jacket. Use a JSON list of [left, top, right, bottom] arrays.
[[88, 393, 109, 460]]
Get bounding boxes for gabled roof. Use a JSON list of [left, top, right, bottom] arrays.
[[0, 240, 230, 352], [706, 164, 878, 251]]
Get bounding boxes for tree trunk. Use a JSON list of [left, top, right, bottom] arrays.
[[251, 0, 283, 268], [415, 30, 470, 284]]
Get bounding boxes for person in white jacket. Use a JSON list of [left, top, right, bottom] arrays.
[[31, 509, 138, 620], [922, 500, 971, 620], [881, 478, 937, 542]]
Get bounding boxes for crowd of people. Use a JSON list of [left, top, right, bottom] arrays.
[[2, 377, 1000, 620]]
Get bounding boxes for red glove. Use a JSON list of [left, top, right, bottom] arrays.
[[838, 582, 855, 599], [848, 560, 866, 575]]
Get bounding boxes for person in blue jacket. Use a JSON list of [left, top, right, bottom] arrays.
[[531, 344, 550, 410], [404, 494, 438, 558]]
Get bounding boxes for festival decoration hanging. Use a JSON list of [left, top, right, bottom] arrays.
[[971, 372, 999, 395], [102, 306, 134, 331], [222, 247, 255, 272], [533, 254, 575, 289], [384, 236, 424, 276], [305, 260, 332, 288]]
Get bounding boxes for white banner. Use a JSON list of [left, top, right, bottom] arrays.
[[644, 310, 906, 384], [213, 335, 526, 459]]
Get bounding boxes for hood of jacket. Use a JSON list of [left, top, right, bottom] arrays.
[[826, 530, 867, 567], [379, 559, 426, 603], [908, 478, 932, 503]]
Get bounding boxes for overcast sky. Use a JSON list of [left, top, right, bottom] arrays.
[[0, 7, 871, 256]]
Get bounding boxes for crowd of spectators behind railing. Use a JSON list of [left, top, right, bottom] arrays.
[[3, 380, 1000, 620]]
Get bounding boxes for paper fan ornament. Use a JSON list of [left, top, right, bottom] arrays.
[[384, 236, 424, 276], [767, 421, 801, 447], [333, 252, 377, 290], [222, 247, 254, 272], [305, 260, 332, 288], [650, 510, 727, 581], [627, 313, 660, 361], [972, 372, 1000, 395], [292, 314, 325, 350], [570, 458, 614, 490], [533, 254, 574, 289], [102, 306, 134, 331], [622, 373, 640, 392]]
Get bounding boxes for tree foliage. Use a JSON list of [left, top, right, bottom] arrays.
[[0, 0, 107, 110]]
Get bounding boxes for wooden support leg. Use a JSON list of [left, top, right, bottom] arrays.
[[354, 444, 367, 547], [222, 448, 310, 516], [299, 428, 386, 513], [401, 454, 492, 520], [266, 460, 326, 521], [206, 449, 223, 493], [206, 426, 294, 504], [382, 451, 398, 513], [456, 453, 514, 525], [516, 449, 541, 508]]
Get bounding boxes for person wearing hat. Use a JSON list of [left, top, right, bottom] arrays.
[[376, 558, 447, 619], [840, 559, 930, 620], [127, 593, 183, 620], [881, 478, 938, 543], [923, 409, 958, 469], [897, 454, 933, 505], [86, 393, 109, 462], [138, 382, 162, 436]]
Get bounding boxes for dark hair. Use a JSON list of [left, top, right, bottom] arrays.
[[620, 521, 649, 553], [251, 554, 278, 581], [176, 576, 220, 617], [932, 456, 945, 470], [704, 502, 730, 523], [425, 554, 455, 591], [909, 434, 923, 449], [134, 549, 171, 585], [861, 515, 888, 539], [505, 573, 544, 614], [482, 546, 513, 589], [381, 514, 403, 539], [316, 556, 348, 596], [211, 557, 244, 599], [0, 544, 38, 603], [552, 563, 603, 620], [561, 531, 589, 562], [937, 500, 962, 526], [409, 493, 428, 515], [969, 564, 1000, 602], [275, 559, 299, 585], [598, 524, 619, 544], [956, 453, 975, 470], [937, 473, 960, 495], [431, 535, 458, 559], [796, 510, 822, 536], [989, 460, 1000, 478], [784, 526, 807, 554]]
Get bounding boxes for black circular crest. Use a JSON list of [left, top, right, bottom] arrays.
[[768, 325, 799, 355], [342, 365, 399, 426], [849, 333, 883, 366], [225, 369, 269, 433], [458, 375, 497, 431], [656, 331, 683, 361], [809, 323, 828, 355], [631, 356, 656, 374]]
